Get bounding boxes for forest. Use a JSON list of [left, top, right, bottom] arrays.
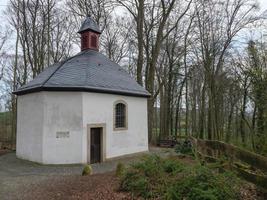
[[0, 0, 266, 157]]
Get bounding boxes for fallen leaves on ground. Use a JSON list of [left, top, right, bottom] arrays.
[[20, 172, 138, 200]]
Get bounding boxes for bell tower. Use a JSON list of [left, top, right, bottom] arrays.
[[78, 16, 102, 51]]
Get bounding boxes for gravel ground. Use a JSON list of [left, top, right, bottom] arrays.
[[0, 152, 80, 199], [0, 148, 174, 200]]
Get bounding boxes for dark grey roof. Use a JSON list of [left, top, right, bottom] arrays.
[[78, 16, 101, 34], [14, 50, 150, 98]]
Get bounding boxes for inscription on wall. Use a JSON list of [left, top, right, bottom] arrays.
[[56, 131, 70, 138]]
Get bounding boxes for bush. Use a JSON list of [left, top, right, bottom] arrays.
[[120, 155, 241, 200], [132, 154, 162, 177], [116, 162, 125, 177], [120, 168, 150, 197], [82, 164, 92, 176], [166, 166, 240, 200], [162, 158, 185, 174], [120, 155, 185, 198], [175, 140, 193, 155]]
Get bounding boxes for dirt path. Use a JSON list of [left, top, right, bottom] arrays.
[[17, 172, 135, 200], [0, 149, 157, 199]]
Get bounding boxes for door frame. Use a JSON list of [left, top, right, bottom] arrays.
[[87, 123, 106, 164]]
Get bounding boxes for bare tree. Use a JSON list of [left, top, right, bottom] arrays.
[[193, 0, 258, 140], [0, 25, 10, 81]]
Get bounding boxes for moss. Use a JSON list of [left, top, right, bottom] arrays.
[[82, 164, 92, 176]]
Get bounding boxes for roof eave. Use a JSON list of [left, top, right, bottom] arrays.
[[77, 28, 102, 34], [13, 86, 151, 98]]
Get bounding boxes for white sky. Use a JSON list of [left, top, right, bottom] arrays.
[[0, 0, 267, 42], [0, 0, 267, 13], [0, 0, 8, 12], [259, 0, 267, 12]]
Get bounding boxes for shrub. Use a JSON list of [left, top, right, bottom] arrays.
[[120, 155, 185, 198], [120, 155, 241, 200], [162, 158, 184, 174], [82, 164, 92, 176], [175, 140, 193, 155], [120, 168, 150, 197], [116, 162, 125, 177], [132, 154, 162, 177], [165, 166, 240, 200]]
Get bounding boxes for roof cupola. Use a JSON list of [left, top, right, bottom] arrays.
[[78, 16, 101, 51]]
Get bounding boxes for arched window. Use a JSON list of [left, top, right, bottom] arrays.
[[114, 101, 127, 130]]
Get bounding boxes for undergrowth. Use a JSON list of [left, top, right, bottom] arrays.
[[174, 140, 193, 156], [120, 154, 241, 200]]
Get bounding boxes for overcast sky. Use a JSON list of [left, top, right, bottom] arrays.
[[0, 0, 266, 41], [259, 0, 267, 11], [0, 0, 267, 13]]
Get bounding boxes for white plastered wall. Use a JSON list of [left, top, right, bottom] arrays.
[[16, 92, 44, 163], [82, 92, 148, 163], [16, 91, 148, 164], [42, 92, 83, 164]]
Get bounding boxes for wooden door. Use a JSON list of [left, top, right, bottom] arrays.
[[90, 128, 101, 163]]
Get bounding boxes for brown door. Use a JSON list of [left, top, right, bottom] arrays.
[[90, 128, 101, 163]]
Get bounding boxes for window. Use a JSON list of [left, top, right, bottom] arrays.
[[91, 34, 97, 48], [114, 101, 127, 130], [81, 34, 89, 50]]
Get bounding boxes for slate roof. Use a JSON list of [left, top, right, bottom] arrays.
[[78, 16, 101, 34], [14, 50, 150, 98]]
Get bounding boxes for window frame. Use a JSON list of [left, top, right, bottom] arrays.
[[113, 100, 128, 131]]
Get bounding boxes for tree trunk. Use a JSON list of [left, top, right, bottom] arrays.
[[240, 77, 248, 144], [11, 3, 20, 147], [136, 0, 144, 85]]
